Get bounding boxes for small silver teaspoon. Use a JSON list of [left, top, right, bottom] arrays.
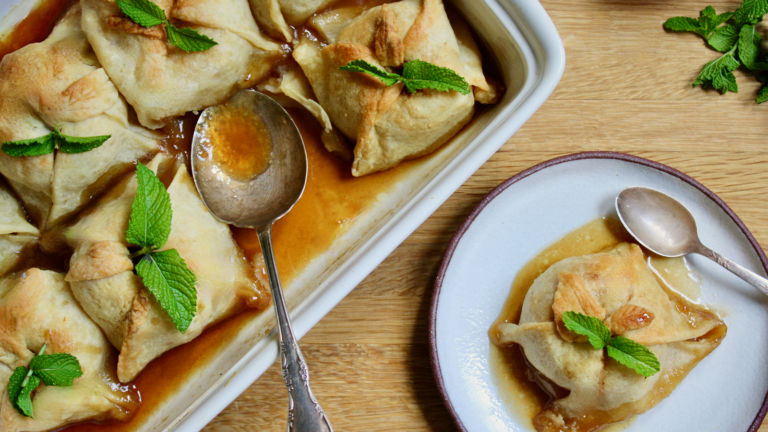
[[616, 187, 768, 297], [191, 90, 333, 432]]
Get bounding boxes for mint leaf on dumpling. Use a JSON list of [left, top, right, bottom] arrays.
[[562, 311, 612, 349], [30, 353, 84, 387], [607, 336, 661, 377], [126, 163, 173, 250], [115, 0, 166, 27], [136, 249, 197, 333]]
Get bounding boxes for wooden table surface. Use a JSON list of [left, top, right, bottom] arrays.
[[203, 0, 768, 430]]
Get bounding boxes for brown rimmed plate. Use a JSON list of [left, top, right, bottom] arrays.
[[429, 152, 768, 432]]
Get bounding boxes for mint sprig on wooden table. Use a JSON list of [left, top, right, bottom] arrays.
[[116, 0, 217, 52], [127, 163, 197, 333], [339, 59, 471, 95], [1, 128, 111, 157], [664, 0, 768, 102], [562, 311, 661, 377], [7, 343, 83, 418]]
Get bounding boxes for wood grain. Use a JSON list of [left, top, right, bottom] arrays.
[[203, 0, 768, 430]]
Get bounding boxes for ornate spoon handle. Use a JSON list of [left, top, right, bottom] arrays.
[[258, 225, 333, 432]]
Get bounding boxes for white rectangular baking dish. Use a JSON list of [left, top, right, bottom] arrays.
[[0, 0, 565, 430]]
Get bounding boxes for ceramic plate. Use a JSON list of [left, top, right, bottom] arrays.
[[430, 152, 768, 432]]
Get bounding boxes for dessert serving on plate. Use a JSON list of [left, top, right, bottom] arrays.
[[489, 219, 727, 432], [0, 0, 503, 429]]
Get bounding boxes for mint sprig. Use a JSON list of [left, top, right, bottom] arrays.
[[664, 1, 768, 102], [1, 129, 110, 157], [339, 59, 471, 95], [116, 0, 217, 53], [128, 163, 197, 333], [562, 311, 660, 377], [7, 343, 83, 418]]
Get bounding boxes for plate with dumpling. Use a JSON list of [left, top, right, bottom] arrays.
[[0, 0, 564, 430], [430, 152, 768, 432]]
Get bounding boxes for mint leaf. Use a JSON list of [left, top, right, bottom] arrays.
[[700, 6, 734, 36], [7, 344, 82, 418], [758, 84, 768, 103], [708, 24, 739, 52], [57, 132, 111, 154], [664, 7, 733, 39], [758, 75, 768, 103], [607, 336, 661, 377], [2, 129, 111, 157], [136, 249, 197, 333], [14, 374, 40, 418], [693, 50, 740, 93], [339, 59, 402, 86], [739, 24, 763, 69], [116, 0, 217, 51], [126, 163, 172, 250], [29, 353, 83, 387], [1, 133, 56, 157], [115, 0, 165, 27], [561, 311, 612, 349], [402, 59, 471, 95], [663, 16, 704, 35], [166, 24, 218, 53], [7, 366, 28, 417], [339, 59, 471, 95], [734, 0, 768, 25]]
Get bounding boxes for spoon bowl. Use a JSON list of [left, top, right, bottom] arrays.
[[615, 187, 699, 257], [616, 186, 768, 297], [191, 90, 332, 432], [191, 89, 307, 228]]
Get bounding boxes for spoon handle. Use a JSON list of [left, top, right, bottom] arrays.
[[696, 243, 768, 297], [257, 225, 333, 432]]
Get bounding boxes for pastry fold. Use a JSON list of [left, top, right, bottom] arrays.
[[0, 179, 38, 277]]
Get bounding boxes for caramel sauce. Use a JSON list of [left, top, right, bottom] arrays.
[[196, 105, 273, 181], [489, 219, 725, 432], [1, 0, 499, 429], [0, 0, 75, 61], [231, 107, 425, 285], [59, 106, 424, 432]]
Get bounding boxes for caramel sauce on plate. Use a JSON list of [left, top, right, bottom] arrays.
[[489, 218, 725, 432]]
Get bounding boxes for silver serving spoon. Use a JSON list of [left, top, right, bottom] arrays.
[[616, 186, 768, 297], [191, 90, 333, 432]]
